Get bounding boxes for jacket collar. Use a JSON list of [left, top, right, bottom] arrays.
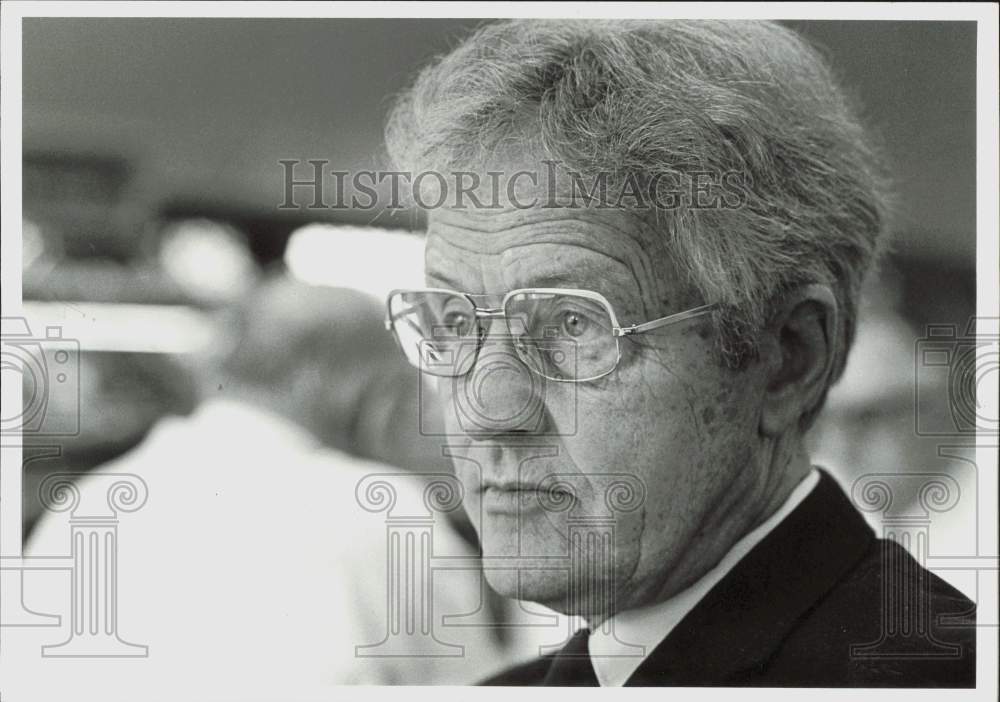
[[625, 468, 874, 686]]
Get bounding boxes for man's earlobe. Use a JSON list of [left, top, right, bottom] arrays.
[[759, 285, 839, 437]]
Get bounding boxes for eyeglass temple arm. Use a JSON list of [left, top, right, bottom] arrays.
[[614, 304, 717, 337]]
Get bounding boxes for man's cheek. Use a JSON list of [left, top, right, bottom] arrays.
[[436, 378, 466, 435], [556, 391, 641, 479]]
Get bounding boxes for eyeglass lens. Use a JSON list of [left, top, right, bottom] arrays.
[[388, 290, 620, 381]]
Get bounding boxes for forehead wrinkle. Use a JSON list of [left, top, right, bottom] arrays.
[[499, 241, 642, 297], [431, 205, 601, 230], [431, 206, 652, 242], [424, 215, 504, 254], [424, 238, 492, 292], [430, 211, 649, 256], [428, 210, 669, 317]]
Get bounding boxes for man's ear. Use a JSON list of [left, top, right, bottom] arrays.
[[759, 284, 839, 437]]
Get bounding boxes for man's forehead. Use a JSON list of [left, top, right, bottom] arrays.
[[424, 205, 672, 313], [420, 149, 664, 249], [426, 205, 659, 256]]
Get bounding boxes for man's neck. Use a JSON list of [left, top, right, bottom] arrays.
[[750, 443, 813, 531]]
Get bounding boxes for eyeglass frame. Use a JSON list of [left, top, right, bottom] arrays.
[[384, 287, 718, 383]]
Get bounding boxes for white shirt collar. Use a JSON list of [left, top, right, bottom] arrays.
[[588, 468, 821, 687]]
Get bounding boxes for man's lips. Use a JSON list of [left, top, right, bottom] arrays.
[[479, 482, 574, 514], [479, 480, 543, 493], [482, 486, 544, 514]]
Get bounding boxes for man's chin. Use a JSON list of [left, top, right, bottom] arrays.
[[482, 566, 570, 612], [473, 511, 641, 615], [475, 523, 572, 607]]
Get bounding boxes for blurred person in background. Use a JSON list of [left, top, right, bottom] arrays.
[[22, 351, 199, 541], [22, 276, 516, 697], [206, 274, 445, 473]]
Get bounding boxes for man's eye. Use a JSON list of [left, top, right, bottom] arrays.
[[442, 311, 471, 334], [560, 309, 590, 337]]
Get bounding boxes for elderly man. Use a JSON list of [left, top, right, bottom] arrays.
[[382, 20, 976, 687]]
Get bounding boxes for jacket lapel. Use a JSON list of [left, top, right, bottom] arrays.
[[625, 469, 874, 686]]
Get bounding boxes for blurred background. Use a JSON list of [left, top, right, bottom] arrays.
[[15, 19, 980, 602]]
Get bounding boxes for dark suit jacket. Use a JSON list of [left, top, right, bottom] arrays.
[[483, 469, 976, 687]]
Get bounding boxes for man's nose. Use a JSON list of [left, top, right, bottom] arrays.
[[455, 329, 548, 436]]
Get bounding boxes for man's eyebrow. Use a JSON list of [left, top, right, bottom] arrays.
[[528, 272, 583, 287], [425, 271, 465, 290], [507, 271, 591, 290]]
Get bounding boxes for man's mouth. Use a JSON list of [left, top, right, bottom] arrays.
[[480, 482, 574, 515]]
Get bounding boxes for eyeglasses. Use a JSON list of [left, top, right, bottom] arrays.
[[386, 288, 716, 383]]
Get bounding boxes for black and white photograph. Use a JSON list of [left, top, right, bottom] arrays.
[[1, 3, 997, 699]]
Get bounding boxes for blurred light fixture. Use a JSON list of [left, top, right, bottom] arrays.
[[22, 301, 215, 354], [158, 219, 258, 304], [22, 217, 47, 270], [283, 224, 424, 300]]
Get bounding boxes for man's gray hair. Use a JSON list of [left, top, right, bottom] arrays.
[[386, 20, 892, 412]]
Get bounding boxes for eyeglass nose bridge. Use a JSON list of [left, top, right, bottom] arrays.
[[471, 306, 508, 337], [474, 307, 505, 318]]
